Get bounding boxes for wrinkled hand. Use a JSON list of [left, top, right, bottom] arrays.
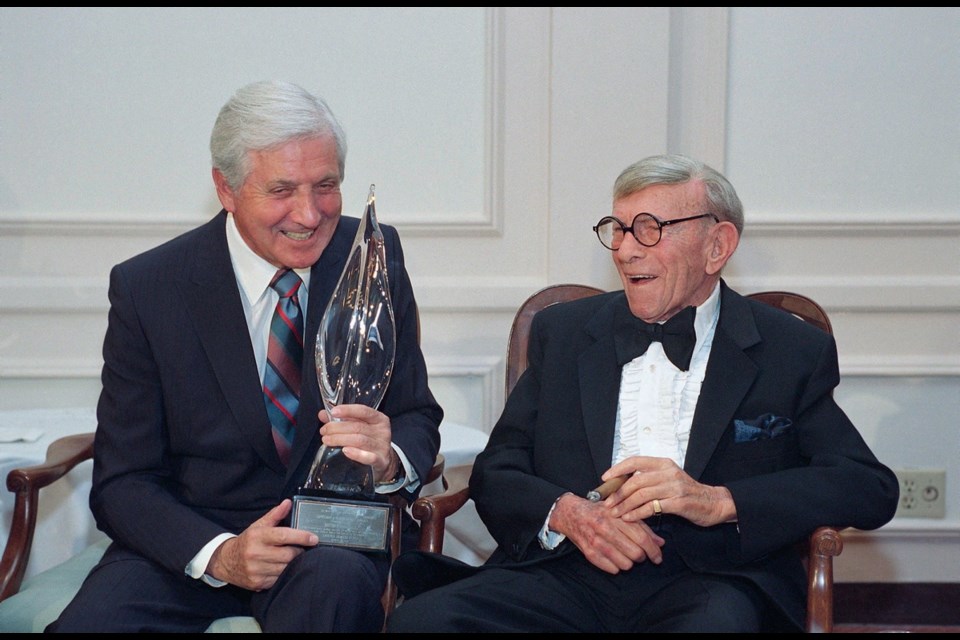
[[549, 493, 665, 574], [319, 404, 397, 484], [602, 456, 737, 527], [207, 499, 318, 591]]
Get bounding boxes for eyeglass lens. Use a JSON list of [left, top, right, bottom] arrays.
[[595, 213, 662, 249]]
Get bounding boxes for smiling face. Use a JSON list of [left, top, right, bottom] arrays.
[[611, 180, 738, 323], [213, 134, 343, 270]]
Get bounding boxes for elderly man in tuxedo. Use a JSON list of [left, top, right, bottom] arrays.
[[48, 80, 442, 633], [387, 154, 896, 633]]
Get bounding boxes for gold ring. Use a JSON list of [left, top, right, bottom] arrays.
[[652, 499, 662, 515]]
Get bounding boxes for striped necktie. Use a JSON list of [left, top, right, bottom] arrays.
[[263, 268, 303, 466]]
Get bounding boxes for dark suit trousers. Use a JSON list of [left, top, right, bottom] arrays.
[[48, 543, 390, 633]]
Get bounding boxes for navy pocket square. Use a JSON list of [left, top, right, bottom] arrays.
[[734, 413, 792, 442]]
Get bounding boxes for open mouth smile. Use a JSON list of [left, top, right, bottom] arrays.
[[281, 230, 314, 241]]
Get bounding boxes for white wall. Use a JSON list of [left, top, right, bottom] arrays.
[[1, 7, 958, 582]]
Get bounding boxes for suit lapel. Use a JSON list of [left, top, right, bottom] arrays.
[[683, 283, 762, 479], [179, 213, 284, 472]]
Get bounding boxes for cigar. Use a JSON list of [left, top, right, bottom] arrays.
[[586, 475, 628, 502]]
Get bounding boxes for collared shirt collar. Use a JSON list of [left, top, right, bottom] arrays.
[[225, 212, 311, 306], [693, 281, 721, 354]]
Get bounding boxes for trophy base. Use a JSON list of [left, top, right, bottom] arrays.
[[291, 492, 394, 553]]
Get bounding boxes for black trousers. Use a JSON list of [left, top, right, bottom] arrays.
[[387, 521, 767, 633]]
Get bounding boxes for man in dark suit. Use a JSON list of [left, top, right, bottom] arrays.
[[386, 154, 897, 633], [48, 80, 442, 633]]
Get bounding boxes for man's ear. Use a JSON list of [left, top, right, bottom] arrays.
[[212, 168, 235, 213], [706, 221, 739, 275]]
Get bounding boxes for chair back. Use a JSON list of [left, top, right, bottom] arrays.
[[505, 285, 833, 398], [745, 290, 832, 335], [505, 284, 605, 396]]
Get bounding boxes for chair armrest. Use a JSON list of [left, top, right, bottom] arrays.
[[381, 453, 447, 623], [411, 464, 472, 553], [0, 432, 95, 602], [805, 525, 844, 633]]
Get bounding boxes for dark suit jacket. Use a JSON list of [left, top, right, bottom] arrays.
[[90, 211, 442, 576], [464, 281, 897, 630]]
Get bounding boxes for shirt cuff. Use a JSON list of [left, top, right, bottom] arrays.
[[185, 532, 236, 587], [374, 443, 419, 494], [538, 493, 570, 550]]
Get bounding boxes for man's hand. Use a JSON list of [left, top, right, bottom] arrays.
[[549, 493, 665, 574], [601, 456, 737, 527], [319, 404, 397, 483], [207, 499, 318, 591]]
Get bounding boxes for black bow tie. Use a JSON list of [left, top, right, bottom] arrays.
[[614, 303, 697, 371]]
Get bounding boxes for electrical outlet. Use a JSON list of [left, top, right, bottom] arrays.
[[895, 469, 946, 518]]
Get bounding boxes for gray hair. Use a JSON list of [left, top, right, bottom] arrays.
[[613, 154, 744, 235], [210, 80, 347, 191]]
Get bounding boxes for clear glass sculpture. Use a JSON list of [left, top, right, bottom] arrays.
[[303, 184, 396, 499]]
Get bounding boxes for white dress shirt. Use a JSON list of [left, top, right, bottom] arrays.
[[612, 282, 721, 468]]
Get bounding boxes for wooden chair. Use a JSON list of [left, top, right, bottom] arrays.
[[0, 431, 444, 632], [411, 284, 844, 633]]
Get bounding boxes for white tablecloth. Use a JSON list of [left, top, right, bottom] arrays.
[[0, 409, 496, 579], [427, 422, 497, 565]]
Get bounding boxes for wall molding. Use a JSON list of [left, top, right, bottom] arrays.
[[0, 360, 101, 378], [847, 521, 960, 538], [0, 356, 509, 429], [725, 276, 960, 311], [3, 200, 958, 239], [841, 356, 960, 377], [743, 210, 960, 236], [0, 9, 508, 240], [375, 7, 505, 237], [6, 353, 957, 381], [9, 355, 960, 380], [428, 355, 503, 431], [7, 274, 956, 313]]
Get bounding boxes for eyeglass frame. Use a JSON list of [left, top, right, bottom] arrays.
[[592, 212, 720, 250]]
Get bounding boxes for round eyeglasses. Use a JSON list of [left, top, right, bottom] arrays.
[[593, 212, 719, 250]]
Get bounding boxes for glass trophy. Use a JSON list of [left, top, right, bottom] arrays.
[[291, 184, 397, 553]]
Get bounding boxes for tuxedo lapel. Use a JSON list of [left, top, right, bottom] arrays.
[[578, 295, 625, 479], [179, 213, 284, 472], [683, 284, 762, 479]]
